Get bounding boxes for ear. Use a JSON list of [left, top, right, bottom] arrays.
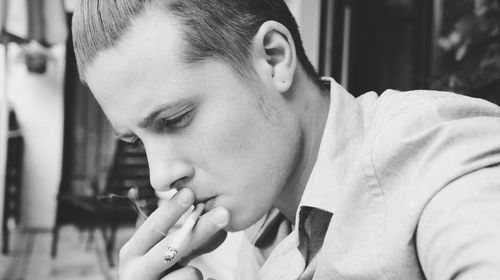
[[252, 21, 297, 94]]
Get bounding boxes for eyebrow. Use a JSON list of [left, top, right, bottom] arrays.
[[138, 99, 189, 129]]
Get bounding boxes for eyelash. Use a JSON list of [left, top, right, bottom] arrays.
[[156, 110, 194, 131], [125, 110, 194, 148]]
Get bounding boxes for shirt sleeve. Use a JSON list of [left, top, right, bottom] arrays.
[[386, 93, 500, 279], [370, 91, 500, 279], [416, 164, 500, 279]]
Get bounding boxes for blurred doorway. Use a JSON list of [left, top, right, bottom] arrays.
[[319, 0, 434, 96]]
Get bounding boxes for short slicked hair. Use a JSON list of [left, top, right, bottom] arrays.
[[72, 0, 320, 86]]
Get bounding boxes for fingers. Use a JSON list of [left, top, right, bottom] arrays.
[[119, 190, 228, 280], [179, 230, 227, 265], [122, 188, 195, 256], [160, 266, 203, 280], [183, 207, 230, 260], [144, 207, 230, 269]]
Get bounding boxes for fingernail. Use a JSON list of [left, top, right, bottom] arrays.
[[213, 208, 229, 227], [176, 189, 193, 206]]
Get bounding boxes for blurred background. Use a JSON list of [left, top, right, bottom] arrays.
[[1, 0, 499, 279]]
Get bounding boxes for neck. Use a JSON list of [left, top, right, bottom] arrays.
[[274, 74, 330, 223]]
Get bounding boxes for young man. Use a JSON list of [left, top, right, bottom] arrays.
[[72, 0, 500, 279]]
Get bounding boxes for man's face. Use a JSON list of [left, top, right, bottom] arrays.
[[85, 11, 301, 231]]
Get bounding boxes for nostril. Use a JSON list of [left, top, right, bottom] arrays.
[[170, 177, 189, 190]]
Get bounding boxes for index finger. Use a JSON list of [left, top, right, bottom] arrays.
[[122, 188, 195, 256]]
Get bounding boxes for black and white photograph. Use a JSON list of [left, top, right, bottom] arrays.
[[0, 0, 499, 279]]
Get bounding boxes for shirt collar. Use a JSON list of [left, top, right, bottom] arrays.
[[297, 77, 366, 216], [250, 77, 366, 247]]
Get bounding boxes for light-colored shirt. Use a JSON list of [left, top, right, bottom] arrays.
[[235, 77, 500, 279]]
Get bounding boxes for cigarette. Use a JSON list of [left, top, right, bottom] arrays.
[[163, 203, 205, 263]]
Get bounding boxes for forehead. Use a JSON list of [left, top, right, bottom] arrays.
[[86, 8, 185, 85], [84, 9, 192, 118]]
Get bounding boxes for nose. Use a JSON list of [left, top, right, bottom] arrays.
[[146, 145, 194, 192]]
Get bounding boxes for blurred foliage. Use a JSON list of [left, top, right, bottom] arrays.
[[434, 0, 500, 104]]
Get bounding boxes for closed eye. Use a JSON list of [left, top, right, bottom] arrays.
[[156, 109, 195, 131]]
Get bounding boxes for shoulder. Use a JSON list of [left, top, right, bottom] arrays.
[[369, 89, 500, 150], [368, 89, 500, 132], [359, 90, 500, 246], [366, 89, 500, 189]]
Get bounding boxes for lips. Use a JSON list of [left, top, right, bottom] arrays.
[[195, 196, 216, 213], [203, 197, 216, 212]]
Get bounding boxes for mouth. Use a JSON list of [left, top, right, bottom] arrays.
[[195, 196, 217, 214]]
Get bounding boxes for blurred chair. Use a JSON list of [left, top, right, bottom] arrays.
[[2, 109, 24, 255], [51, 141, 158, 266]]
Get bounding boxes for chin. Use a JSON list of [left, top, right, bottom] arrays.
[[225, 222, 247, 232], [223, 217, 246, 232], [225, 211, 265, 232]]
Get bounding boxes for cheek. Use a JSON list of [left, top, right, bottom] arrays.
[[190, 94, 258, 162], [202, 110, 261, 168], [202, 106, 295, 193], [195, 97, 297, 180], [194, 107, 299, 230]]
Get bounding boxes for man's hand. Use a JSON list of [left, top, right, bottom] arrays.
[[119, 188, 229, 280]]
